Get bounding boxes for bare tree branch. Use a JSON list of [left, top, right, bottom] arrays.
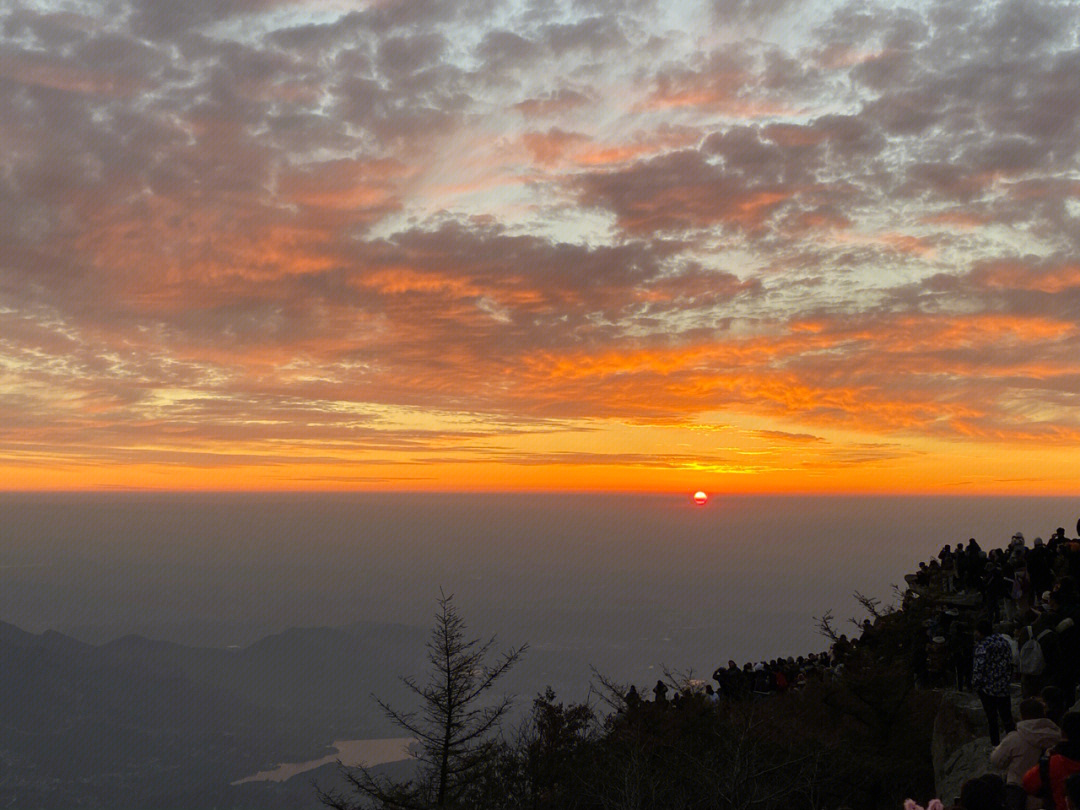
[[815, 609, 841, 643]]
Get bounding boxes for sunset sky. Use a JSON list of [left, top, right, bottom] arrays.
[[1, 0, 1079, 493]]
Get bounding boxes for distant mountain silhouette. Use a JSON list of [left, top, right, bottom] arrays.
[[0, 619, 428, 809], [97, 621, 428, 726], [0, 614, 641, 808]]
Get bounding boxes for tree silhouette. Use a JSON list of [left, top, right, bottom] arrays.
[[317, 590, 526, 810]]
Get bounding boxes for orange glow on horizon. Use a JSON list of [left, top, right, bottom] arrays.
[[3, 413, 1080, 496]]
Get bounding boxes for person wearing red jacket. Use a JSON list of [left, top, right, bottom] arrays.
[[1023, 711, 1080, 810]]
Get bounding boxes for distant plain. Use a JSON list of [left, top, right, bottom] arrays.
[[2, 492, 1074, 684]]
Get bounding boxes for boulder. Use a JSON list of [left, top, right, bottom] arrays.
[[936, 737, 994, 805], [932, 689, 1017, 802]]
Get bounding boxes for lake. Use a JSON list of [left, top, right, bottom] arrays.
[[232, 737, 416, 784]]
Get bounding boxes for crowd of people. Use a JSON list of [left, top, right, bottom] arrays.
[[621, 630, 863, 711], [905, 519, 1080, 810], [620, 649, 849, 714], [911, 528, 1080, 704], [613, 518, 1080, 809], [914, 705, 1080, 810]]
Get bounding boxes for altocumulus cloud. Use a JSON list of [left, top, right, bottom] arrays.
[[1, 0, 1080, 483]]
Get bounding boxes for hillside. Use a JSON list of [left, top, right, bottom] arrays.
[[0, 620, 427, 809]]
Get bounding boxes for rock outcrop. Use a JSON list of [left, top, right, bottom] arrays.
[[932, 689, 1019, 802]]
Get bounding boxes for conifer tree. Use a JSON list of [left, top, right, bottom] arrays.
[[317, 591, 526, 810]]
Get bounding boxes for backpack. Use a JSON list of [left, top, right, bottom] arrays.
[[1040, 752, 1056, 810], [1039, 629, 1063, 675], [1020, 638, 1046, 676]]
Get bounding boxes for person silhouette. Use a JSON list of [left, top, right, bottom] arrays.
[[652, 679, 668, 705]]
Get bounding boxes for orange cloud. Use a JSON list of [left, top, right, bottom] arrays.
[[520, 128, 590, 165], [5, 0, 1080, 494], [973, 261, 1080, 294]]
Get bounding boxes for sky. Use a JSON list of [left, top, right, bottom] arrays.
[[1, 0, 1079, 493]]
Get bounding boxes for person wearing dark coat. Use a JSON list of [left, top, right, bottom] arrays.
[[652, 680, 668, 705], [973, 618, 1016, 746], [1028, 539, 1054, 599]]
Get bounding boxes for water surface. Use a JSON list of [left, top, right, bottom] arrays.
[[233, 737, 415, 784]]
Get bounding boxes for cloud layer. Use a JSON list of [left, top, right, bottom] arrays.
[[2, 0, 1079, 490]]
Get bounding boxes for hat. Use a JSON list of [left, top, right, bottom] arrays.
[[1035, 537, 1044, 545]]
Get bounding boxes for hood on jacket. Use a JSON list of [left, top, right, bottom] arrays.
[[1016, 718, 1063, 748]]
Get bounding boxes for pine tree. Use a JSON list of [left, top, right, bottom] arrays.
[[317, 591, 526, 810]]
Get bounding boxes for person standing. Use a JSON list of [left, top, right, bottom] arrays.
[[652, 679, 668, 706], [1028, 538, 1054, 601], [942, 551, 957, 593], [973, 618, 1016, 746]]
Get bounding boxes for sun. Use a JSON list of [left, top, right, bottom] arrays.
[[693, 491, 708, 505]]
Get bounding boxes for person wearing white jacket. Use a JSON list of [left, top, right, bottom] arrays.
[[990, 698, 1062, 810]]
